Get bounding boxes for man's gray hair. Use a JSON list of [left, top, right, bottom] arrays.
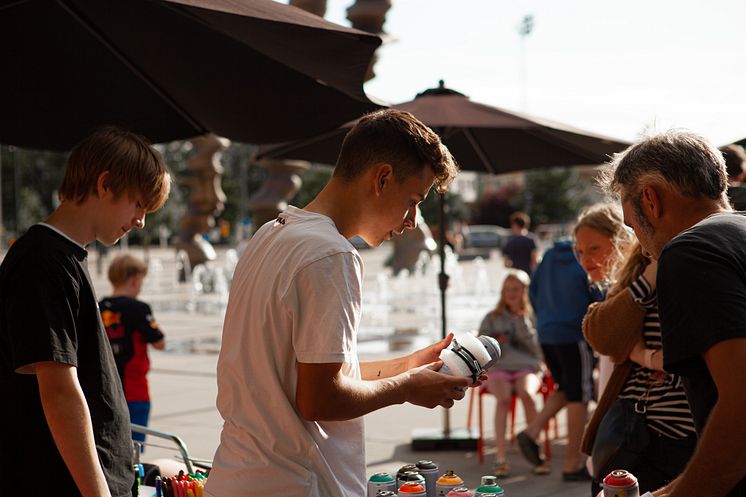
[[599, 130, 727, 202]]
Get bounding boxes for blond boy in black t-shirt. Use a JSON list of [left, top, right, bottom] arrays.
[[0, 127, 170, 497]]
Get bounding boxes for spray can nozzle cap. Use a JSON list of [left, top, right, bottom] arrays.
[[480, 475, 498, 486], [449, 336, 501, 383]]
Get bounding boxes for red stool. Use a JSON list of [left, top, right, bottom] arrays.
[[466, 374, 557, 465]]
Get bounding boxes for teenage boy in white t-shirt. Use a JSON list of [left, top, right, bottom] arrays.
[[206, 109, 471, 497]]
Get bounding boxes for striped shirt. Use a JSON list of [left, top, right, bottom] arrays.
[[617, 275, 697, 440]]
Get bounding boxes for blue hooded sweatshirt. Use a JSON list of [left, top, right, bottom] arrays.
[[529, 239, 600, 344]]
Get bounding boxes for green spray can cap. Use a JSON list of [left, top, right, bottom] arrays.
[[369, 472, 395, 483]]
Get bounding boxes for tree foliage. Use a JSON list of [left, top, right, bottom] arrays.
[[515, 167, 589, 225], [0, 146, 66, 237], [419, 190, 467, 229], [471, 182, 521, 227]]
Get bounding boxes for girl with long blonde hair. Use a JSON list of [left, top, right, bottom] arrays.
[[478, 269, 544, 477]]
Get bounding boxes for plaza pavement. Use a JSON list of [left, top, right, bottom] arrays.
[[88, 245, 592, 497]]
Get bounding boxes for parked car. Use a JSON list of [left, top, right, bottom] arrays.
[[459, 224, 511, 260], [464, 225, 511, 249]]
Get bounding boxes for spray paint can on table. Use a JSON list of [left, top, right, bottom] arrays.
[[401, 472, 426, 488], [415, 460, 439, 497], [446, 487, 474, 497], [398, 482, 427, 496], [602, 470, 640, 497], [396, 464, 419, 489], [474, 475, 505, 497], [435, 470, 465, 497], [368, 473, 397, 497], [376, 492, 397, 497]]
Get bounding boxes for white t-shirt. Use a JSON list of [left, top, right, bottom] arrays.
[[205, 207, 365, 497]]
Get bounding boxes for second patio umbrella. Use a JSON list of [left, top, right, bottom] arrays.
[[258, 81, 627, 173]]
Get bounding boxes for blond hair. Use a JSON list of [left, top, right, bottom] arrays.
[[490, 269, 532, 318], [59, 126, 171, 212], [573, 203, 632, 285], [108, 254, 148, 287], [609, 242, 650, 295]]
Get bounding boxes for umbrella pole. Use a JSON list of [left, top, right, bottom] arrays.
[[438, 192, 451, 436], [411, 191, 478, 450]]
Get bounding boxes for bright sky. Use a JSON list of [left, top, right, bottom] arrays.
[[314, 0, 746, 146]]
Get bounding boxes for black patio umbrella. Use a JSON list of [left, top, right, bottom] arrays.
[[0, 0, 382, 150], [258, 81, 630, 447]]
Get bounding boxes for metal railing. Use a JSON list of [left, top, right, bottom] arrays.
[[131, 424, 196, 474]]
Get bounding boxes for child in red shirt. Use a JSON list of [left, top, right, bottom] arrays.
[[100, 254, 165, 445]]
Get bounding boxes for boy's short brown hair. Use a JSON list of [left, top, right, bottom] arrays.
[[334, 109, 459, 193], [108, 254, 148, 287], [59, 126, 171, 211]]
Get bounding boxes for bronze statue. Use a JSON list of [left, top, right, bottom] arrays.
[[247, 159, 309, 231], [173, 134, 228, 268]]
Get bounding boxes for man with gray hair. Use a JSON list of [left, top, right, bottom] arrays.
[[599, 130, 746, 497]]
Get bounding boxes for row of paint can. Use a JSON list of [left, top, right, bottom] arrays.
[[370, 462, 639, 497], [367, 460, 505, 497]]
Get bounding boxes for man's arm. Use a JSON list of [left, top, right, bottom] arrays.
[[359, 356, 408, 381], [360, 333, 454, 380], [296, 360, 471, 421], [34, 361, 112, 497], [653, 337, 746, 497]]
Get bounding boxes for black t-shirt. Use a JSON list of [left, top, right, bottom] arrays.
[[0, 225, 133, 497], [503, 233, 537, 274], [658, 212, 746, 497]]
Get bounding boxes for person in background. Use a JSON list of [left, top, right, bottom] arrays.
[[582, 242, 696, 495], [205, 109, 473, 497], [386, 206, 436, 276], [478, 269, 544, 478], [516, 234, 601, 480], [721, 144, 746, 211], [573, 203, 632, 399], [0, 126, 170, 497], [503, 211, 539, 274], [100, 253, 165, 447], [600, 130, 746, 497]]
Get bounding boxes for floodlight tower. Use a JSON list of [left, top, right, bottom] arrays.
[[518, 14, 534, 112]]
